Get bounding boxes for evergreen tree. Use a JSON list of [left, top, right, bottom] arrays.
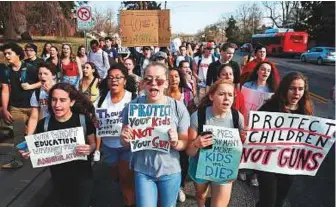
[[225, 15, 240, 43]]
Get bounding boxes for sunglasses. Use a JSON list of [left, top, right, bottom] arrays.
[[144, 77, 166, 86], [107, 76, 125, 81]]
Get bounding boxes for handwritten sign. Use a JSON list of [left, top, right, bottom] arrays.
[[128, 103, 171, 153], [95, 108, 123, 137], [120, 10, 171, 47], [196, 125, 243, 182], [25, 127, 87, 168], [239, 111, 336, 176], [241, 86, 273, 117]]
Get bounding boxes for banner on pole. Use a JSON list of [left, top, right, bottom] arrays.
[[120, 10, 171, 47]]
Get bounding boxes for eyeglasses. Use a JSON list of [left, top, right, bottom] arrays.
[[143, 77, 166, 86], [107, 76, 125, 81]]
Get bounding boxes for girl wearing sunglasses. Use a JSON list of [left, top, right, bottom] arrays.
[[120, 62, 190, 207]]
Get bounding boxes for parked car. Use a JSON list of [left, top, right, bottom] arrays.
[[300, 47, 335, 65]]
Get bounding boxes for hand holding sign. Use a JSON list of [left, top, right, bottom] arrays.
[[168, 128, 178, 148], [120, 125, 133, 146], [75, 144, 93, 156], [193, 132, 213, 149]]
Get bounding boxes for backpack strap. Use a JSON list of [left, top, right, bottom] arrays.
[[79, 114, 87, 135], [102, 50, 105, 65], [197, 55, 202, 75], [174, 100, 180, 119], [44, 115, 50, 132], [35, 89, 41, 104], [231, 108, 239, 129], [197, 106, 206, 134], [97, 90, 109, 108], [211, 55, 216, 63]]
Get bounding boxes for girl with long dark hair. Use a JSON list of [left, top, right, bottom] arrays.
[[20, 83, 96, 207], [79, 62, 100, 103], [256, 72, 313, 207]]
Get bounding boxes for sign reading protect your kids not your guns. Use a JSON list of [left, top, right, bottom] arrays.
[[196, 125, 243, 182], [25, 127, 87, 168], [128, 103, 171, 153], [240, 111, 336, 176]]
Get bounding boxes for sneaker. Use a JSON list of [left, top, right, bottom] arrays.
[[250, 178, 259, 187], [93, 150, 101, 162], [1, 160, 23, 169], [178, 188, 186, 202], [238, 172, 247, 181]]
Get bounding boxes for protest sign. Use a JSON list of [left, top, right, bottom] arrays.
[[25, 127, 87, 168], [95, 108, 123, 137], [120, 10, 171, 47], [240, 111, 336, 176], [128, 103, 171, 153], [196, 125, 243, 182], [241, 86, 273, 116]]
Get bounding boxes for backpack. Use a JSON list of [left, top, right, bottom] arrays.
[[197, 107, 239, 134], [43, 114, 87, 135], [3, 62, 29, 84], [34, 88, 41, 103], [197, 55, 216, 75]]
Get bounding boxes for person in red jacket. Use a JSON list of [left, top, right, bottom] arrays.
[[240, 45, 280, 85], [217, 64, 247, 124]]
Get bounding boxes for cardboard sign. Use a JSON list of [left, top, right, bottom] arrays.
[[240, 111, 336, 176], [196, 126, 243, 182], [241, 86, 273, 116], [95, 108, 123, 137], [128, 103, 171, 153], [25, 127, 87, 168], [120, 10, 171, 47]]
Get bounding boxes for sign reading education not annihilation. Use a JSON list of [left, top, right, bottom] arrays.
[[128, 104, 171, 153], [196, 126, 243, 182], [25, 127, 87, 168], [120, 10, 171, 47], [240, 111, 336, 176]]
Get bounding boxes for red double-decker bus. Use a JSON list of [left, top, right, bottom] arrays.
[[251, 28, 308, 56]]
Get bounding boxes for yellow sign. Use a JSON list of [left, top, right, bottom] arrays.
[[120, 10, 171, 47]]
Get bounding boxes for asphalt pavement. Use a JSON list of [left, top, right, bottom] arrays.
[[0, 52, 335, 207]]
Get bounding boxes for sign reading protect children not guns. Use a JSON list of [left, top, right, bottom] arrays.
[[120, 10, 171, 47], [239, 111, 336, 176], [25, 127, 87, 168], [128, 103, 171, 153]]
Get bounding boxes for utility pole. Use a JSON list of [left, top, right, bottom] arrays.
[[165, 1, 167, 9]]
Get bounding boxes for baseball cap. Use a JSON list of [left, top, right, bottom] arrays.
[[154, 51, 168, 60], [143, 46, 151, 51], [205, 42, 214, 50]]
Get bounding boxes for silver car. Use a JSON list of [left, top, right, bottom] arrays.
[[300, 47, 335, 65]]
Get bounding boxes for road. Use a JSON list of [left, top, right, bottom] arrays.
[[0, 53, 335, 207]]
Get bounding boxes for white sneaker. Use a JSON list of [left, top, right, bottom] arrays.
[[250, 178, 259, 187], [93, 150, 100, 162], [178, 188, 186, 202]]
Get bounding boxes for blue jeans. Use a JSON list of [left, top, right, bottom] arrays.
[[134, 171, 181, 207]]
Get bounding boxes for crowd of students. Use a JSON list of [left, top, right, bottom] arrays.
[[0, 39, 315, 207]]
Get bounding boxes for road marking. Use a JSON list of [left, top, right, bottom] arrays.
[[310, 92, 328, 103], [0, 143, 14, 147]]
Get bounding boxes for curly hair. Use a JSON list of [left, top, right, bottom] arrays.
[[48, 83, 93, 117], [168, 68, 189, 90], [246, 61, 279, 92]]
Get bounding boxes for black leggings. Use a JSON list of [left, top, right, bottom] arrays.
[[256, 171, 294, 207], [179, 150, 189, 188]]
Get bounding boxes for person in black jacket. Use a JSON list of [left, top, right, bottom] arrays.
[[256, 72, 314, 207], [129, 46, 152, 77]]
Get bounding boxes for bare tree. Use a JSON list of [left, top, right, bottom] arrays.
[[236, 2, 262, 41], [262, 1, 301, 28]]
